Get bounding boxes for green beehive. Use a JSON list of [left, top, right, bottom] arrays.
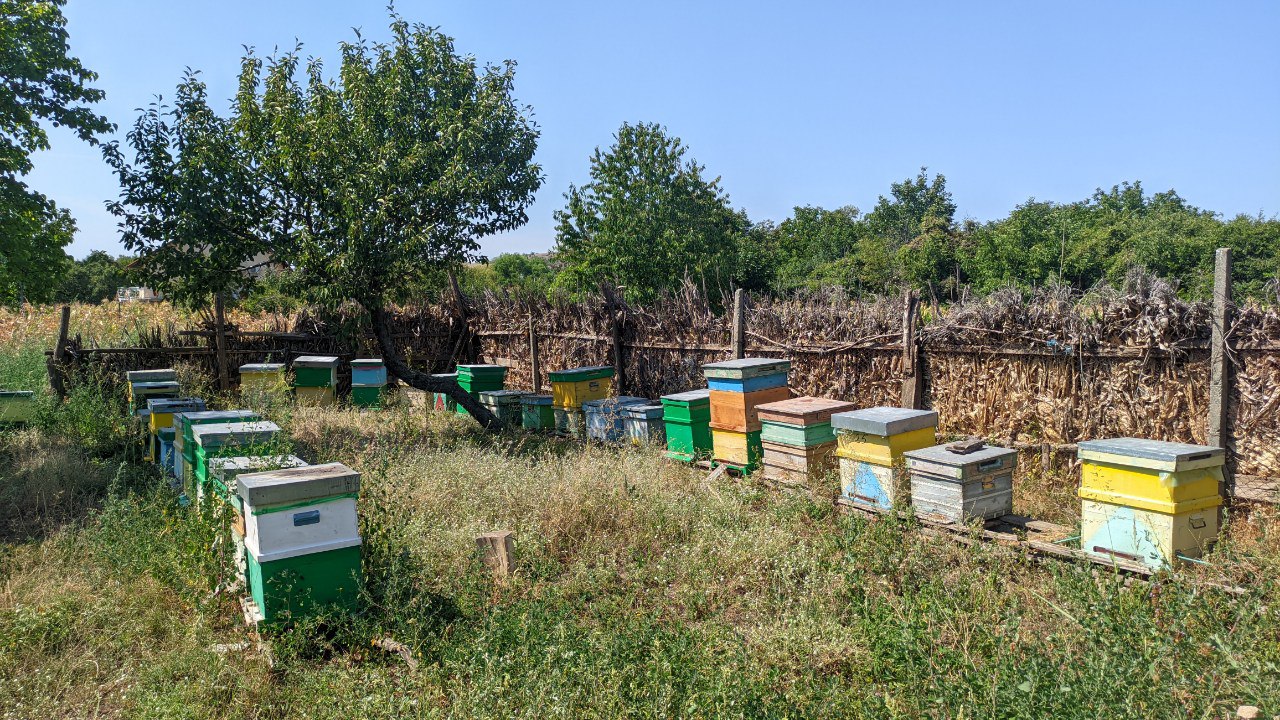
[[431, 373, 458, 412], [455, 365, 507, 416], [208, 454, 309, 510], [292, 356, 339, 388], [350, 386, 385, 408], [0, 390, 37, 424], [660, 389, 713, 462], [520, 394, 555, 431], [177, 410, 262, 484], [237, 463, 362, 625], [479, 389, 526, 427], [190, 421, 281, 500]]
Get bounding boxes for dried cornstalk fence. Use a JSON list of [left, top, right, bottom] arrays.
[[49, 258, 1280, 503]]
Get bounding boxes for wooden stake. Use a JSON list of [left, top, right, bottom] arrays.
[[731, 288, 747, 359], [475, 531, 515, 578], [1207, 248, 1232, 493], [47, 304, 70, 399], [214, 293, 231, 391], [528, 314, 541, 394], [901, 290, 923, 409]]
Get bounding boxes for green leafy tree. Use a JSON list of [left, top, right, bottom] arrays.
[[491, 253, 555, 294], [106, 15, 542, 426], [553, 122, 743, 302], [54, 250, 131, 303], [1, 0, 112, 304]]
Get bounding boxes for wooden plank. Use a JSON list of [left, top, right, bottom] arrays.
[[1208, 248, 1233, 496]]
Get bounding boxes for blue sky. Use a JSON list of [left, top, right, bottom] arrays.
[[27, 0, 1280, 259]]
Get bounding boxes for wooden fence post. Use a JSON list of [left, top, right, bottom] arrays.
[[731, 288, 747, 359], [901, 290, 923, 409], [528, 314, 541, 394], [213, 293, 231, 391], [47, 304, 71, 399], [611, 308, 626, 394], [1208, 248, 1232, 493]]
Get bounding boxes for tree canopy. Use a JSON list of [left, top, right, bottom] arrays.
[[0, 0, 112, 304]]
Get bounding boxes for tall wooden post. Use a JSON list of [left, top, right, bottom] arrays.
[[528, 314, 541, 394], [1208, 248, 1232, 493], [901, 290, 923, 409], [611, 308, 626, 394], [47, 304, 71, 399], [213, 294, 231, 391], [731, 288, 747, 359]]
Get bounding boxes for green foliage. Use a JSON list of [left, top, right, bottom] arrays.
[[553, 122, 744, 303], [52, 250, 132, 303], [490, 253, 555, 295], [0, 0, 112, 305]]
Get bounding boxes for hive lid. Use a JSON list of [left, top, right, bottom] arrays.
[[430, 373, 458, 381], [131, 380, 181, 391], [351, 358, 384, 367], [209, 454, 308, 478], [756, 396, 857, 425], [126, 369, 177, 383], [456, 364, 507, 374], [582, 396, 648, 411], [622, 403, 665, 419], [830, 407, 938, 436], [1077, 437, 1224, 471], [660, 388, 711, 404], [239, 362, 284, 373], [293, 355, 339, 367], [548, 365, 615, 382], [0, 390, 35, 399], [237, 462, 360, 508], [179, 409, 261, 426], [158, 427, 176, 439], [480, 389, 527, 402], [520, 394, 554, 405], [904, 443, 1017, 467], [146, 397, 207, 414], [191, 420, 281, 447], [701, 358, 791, 380]]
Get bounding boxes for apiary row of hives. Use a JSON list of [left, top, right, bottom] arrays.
[[240, 356, 388, 408]]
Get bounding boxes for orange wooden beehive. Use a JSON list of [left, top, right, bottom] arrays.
[[709, 386, 791, 432]]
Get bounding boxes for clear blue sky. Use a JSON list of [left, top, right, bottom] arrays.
[[27, 0, 1280, 259]]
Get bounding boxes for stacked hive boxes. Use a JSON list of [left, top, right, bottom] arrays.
[[209, 454, 309, 585], [350, 359, 387, 408], [0, 390, 35, 424], [703, 358, 791, 473], [623, 403, 666, 446], [905, 442, 1017, 523], [660, 389, 712, 462], [583, 396, 647, 443], [479, 389, 527, 427], [146, 397, 207, 464], [756, 397, 855, 483], [832, 407, 937, 509], [174, 410, 261, 483], [456, 365, 508, 416], [1076, 438, 1223, 569], [127, 368, 179, 415], [239, 363, 286, 397], [431, 373, 458, 412], [550, 365, 614, 438], [293, 356, 339, 405], [520, 394, 555, 431], [236, 463, 362, 624], [190, 420, 281, 503]]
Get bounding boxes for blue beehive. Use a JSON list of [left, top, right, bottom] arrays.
[[583, 396, 648, 443]]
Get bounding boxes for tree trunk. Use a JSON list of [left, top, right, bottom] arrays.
[[364, 303, 502, 429]]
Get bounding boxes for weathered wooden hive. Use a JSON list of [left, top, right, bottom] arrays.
[[703, 358, 791, 473], [292, 356, 340, 406], [832, 407, 938, 509], [905, 442, 1017, 523], [756, 396, 856, 483]]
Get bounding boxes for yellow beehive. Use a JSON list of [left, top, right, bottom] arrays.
[[1077, 438, 1223, 511], [240, 363, 287, 394], [549, 366, 615, 408], [831, 407, 938, 465], [295, 386, 336, 406], [1080, 497, 1221, 568], [711, 427, 763, 468]]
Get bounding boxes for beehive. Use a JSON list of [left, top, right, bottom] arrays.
[[292, 356, 339, 388], [1077, 438, 1224, 568], [456, 365, 508, 416], [702, 358, 790, 393], [553, 406, 587, 438], [905, 443, 1017, 523], [236, 463, 362, 624], [708, 387, 792, 432], [550, 365, 614, 408], [157, 427, 177, 478], [239, 363, 286, 395], [210, 455, 310, 585], [479, 389, 527, 427], [431, 373, 458, 412], [710, 427, 763, 471], [190, 421, 282, 497], [125, 369, 177, 407], [146, 398, 207, 464], [129, 380, 180, 413], [622, 404, 666, 446], [660, 389, 712, 462], [756, 397, 855, 482], [175, 410, 262, 484], [350, 358, 387, 387], [0, 390, 37, 424], [520, 394, 555, 431], [583, 396, 648, 443], [832, 407, 938, 509]]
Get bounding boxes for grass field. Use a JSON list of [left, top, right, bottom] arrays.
[[1, 307, 1277, 718]]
